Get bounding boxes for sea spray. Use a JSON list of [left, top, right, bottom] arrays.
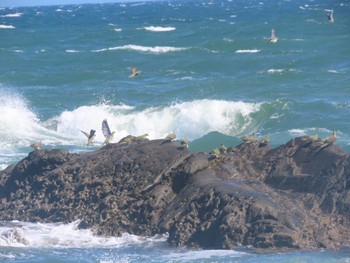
[[53, 99, 262, 143], [0, 220, 167, 248]]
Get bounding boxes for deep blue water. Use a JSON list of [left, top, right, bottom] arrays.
[[0, 0, 350, 261]]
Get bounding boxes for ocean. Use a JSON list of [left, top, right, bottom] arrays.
[[0, 0, 350, 261]]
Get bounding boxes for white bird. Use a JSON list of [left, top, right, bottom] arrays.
[[268, 28, 278, 43], [128, 67, 141, 78], [102, 119, 115, 145], [164, 132, 177, 141], [80, 129, 96, 145], [325, 9, 334, 23]]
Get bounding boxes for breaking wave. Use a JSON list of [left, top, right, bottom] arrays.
[[92, 44, 188, 53], [0, 220, 167, 248], [144, 26, 176, 32]]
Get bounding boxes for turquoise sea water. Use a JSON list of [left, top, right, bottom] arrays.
[[1, 0, 350, 262]]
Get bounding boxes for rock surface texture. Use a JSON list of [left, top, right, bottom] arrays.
[[0, 136, 349, 251]]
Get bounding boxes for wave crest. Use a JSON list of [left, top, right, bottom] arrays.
[[144, 26, 176, 32], [92, 44, 188, 53]]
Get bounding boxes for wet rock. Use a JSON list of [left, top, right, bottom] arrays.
[[0, 136, 349, 251]]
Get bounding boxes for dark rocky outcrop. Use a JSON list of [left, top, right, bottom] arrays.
[[0, 136, 349, 251]]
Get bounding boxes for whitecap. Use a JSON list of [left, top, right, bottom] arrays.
[[267, 68, 284, 73], [92, 44, 188, 53], [327, 69, 339, 74], [235, 49, 261, 53], [0, 13, 23, 18], [113, 28, 122, 32], [0, 25, 15, 29], [144, 26, 176, 32], [65, 49, 80, 53]]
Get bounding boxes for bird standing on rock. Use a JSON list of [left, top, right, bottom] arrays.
[[164, 132, 177, 142], [31, 142, 43, 150], [259, 135, 270, 147], [323, 130, 337, 145], [242, 133, 258, 143], [102, 119, 116, 145], [219, 144, 227, 154]]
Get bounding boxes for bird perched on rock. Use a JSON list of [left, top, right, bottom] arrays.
[[309, 134, 319, 142], [164, 132, 177, 142], [209, 148, 220, 160], [31, 142, 43, 150], [128, 67, 141, 78], [136, 133, 149, 140], [259, 135, 270, 147], [322, 130, 337, 145], [180, 139, 189, 148], [241, 133, 259, 143], [80, 129, 96, 145], [102, 119, 116, 145], [219, 144, 227, 154]]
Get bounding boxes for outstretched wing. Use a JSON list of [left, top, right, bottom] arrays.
[[80, 130, 90, 138], [89, 129, 96, 139], [102, 119, 112, 138]]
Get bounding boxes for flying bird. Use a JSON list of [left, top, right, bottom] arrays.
[[80, 129, 96, 145], [102, 119, 116, 145], [325, 9, 334, 23], [268, 28, 278, 43], [128, 67, 141, 78]]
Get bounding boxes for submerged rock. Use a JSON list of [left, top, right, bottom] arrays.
[[0, 136, 349, 251]]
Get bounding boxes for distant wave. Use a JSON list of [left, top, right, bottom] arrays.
[[92, 44, 188, 53], [0, 220, 167, 248], [235, 49, 260, 53], [144, 26, 176, 32], [65, 49, 80, 53], [0, 25, 15, 29], [0, 13, 23, 18]]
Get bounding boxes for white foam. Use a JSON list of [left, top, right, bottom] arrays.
[[163, 249, 247, 261], [0, 25, 15, 29], [113, 28, 122, 32], [0, 96, 262, 168], [235, 49, 261, 53], [53, 99, 261, 143], [267, 68, 284, 73], [328, 69, 340, 74], [0, 90, 72, 151], [0, 13, 23, 18], [0, 220, 167, 248], [65, 49, 80, 53], [144, 26, 176, 32], [92, 44, 188, 53]]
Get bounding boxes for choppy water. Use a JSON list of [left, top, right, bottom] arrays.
[[1, 0, 350, 261]]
